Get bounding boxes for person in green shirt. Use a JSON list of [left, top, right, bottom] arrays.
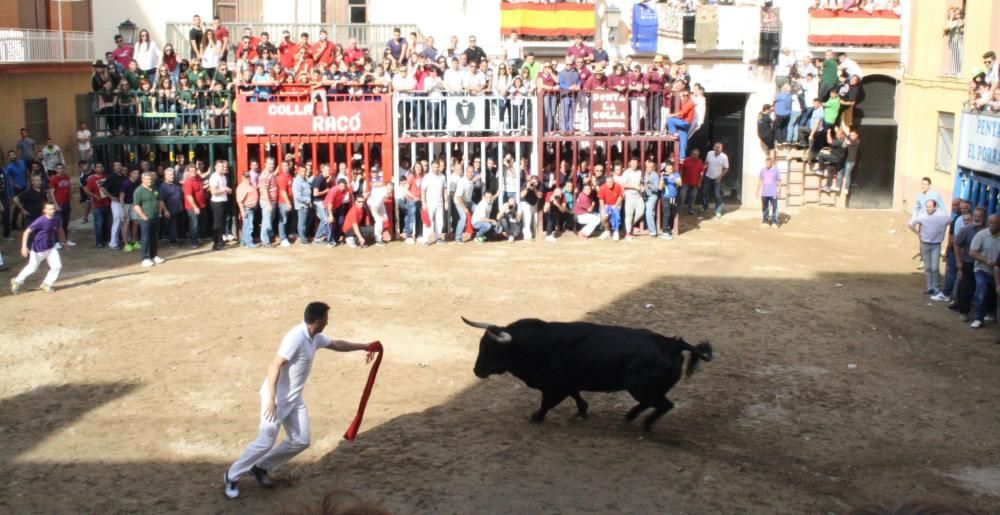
[[820, 50, 839, 101], [211, 60, 234, 89], [523, 52, 542, 81], [187, 61, 209, 87], [132, 171, 165, 267], [137, 80, 158, 133], [123, 59, 143, 90], [823, 89, 841, 128], [177, 76, 198, 135]]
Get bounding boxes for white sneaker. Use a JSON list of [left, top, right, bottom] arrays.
[[224, 473, 240, 499], [930, 293, 950, 302], [141, 259, 154, 267], [985, 315, 995, 323], [65, 240, 77, 247], [279, 239, 291, 248], [612, 233, 620, 242], [347, 238, 358, 248], [624, 235, 634, 243], [508, 236, 515, 243], [153, 256, 165, 265], [55, 242, 63, 250], [599, 232, 609, 240], [545, 235, 556, 242], [405, 237, 415, 244], [971, 320, 983, 329]]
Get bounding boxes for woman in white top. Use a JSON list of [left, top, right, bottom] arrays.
[[422, 66, 445, 131], [507, 76, 531, 132], [134, 29, 161, 84], [200, 29, 221, 79]]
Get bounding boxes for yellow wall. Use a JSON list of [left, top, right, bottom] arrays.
[[895, 0, 997, 211], [0, 68, 92, 166]]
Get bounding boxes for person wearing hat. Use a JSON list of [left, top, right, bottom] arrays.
[[90, 60, 111, 92], [584, 64, 608, 91]]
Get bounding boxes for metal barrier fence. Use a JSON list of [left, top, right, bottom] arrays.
[[0, 28, 94, 63], [393, 93, 536, 137], [538, 90, 684, 135], [166, 22, 419, 61], [90, 90, 233, 137]]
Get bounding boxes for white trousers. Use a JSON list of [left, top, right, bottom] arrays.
[[630, 97, 646, 133], [15, 248, 62, 287], [576, 213, 601, 237], [367, 199, 387, 242], [519, 202, 536, 239], [623, 194, 644, 234], [426, 203, 444, 239], [110, 200, 123, 247], [227, 398, 311, 480]]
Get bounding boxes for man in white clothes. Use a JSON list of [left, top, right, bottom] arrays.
[[421, 161, 447, 245], [41, 138, 65, 176], [620, 158, 644, 241], [366, 179, 391, 246], [224, 302, 377, 499], [701, 142, 729, 218], [453, 165, 474, 243], [502, 30, 524, 71]]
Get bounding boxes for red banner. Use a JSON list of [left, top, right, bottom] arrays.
[[589, 92, 628, 132], [237, 98, 388, 135]]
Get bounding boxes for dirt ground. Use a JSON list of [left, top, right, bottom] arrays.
[[1, 207, 999, 514]]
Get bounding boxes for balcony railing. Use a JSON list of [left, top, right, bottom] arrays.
[[166, 22, 420, 61], [0, 28, 94, 64], [91, 90, 233, 139]]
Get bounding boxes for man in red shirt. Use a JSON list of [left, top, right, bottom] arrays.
[[678, 148, 706, 215], [666, 87, 696, 159], [275, 160, 295, 246], [182, 164, 207, 248], [342, 37, 364, 69], [257, 157, 278, 246], [278, 31, 296, 70], [311, 30, 335, 68], [566, 34, 593, 63], [212, 16, 230, 61], [84, 163, 112, 247], [627, 64, 648, 133], [342, 195, 371, 248], [47, 163, 75, 245], [597, 178, 623, 241], [324, 177, 352, 246], [584, 65, 608, 90], [646, 57, 667, 133]]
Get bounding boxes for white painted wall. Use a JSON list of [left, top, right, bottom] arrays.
[[92, 0, 211, 57], [367, 0, 502, 56]]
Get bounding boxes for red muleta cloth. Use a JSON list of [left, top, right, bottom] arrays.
[[343, 341, 383, 441]]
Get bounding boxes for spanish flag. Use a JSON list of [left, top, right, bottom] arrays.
[[501, 2, 595, 38], [808, 9, 901, 47]]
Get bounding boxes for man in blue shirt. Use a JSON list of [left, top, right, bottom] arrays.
[[558, 62, 581, 133], [773, 84, 794, 144], [386, 27, 404, 63], [914, 177, 945, 218]]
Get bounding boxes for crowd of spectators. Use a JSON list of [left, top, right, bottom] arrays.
[[969, 50, 1000, 113], [810, 0, 902, 15]]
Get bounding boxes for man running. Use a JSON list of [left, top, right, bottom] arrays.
[[11, 201, 67, 294], [224, 302, 379, 499]]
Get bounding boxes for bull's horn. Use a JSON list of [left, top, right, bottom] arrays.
[[488, 330, 513, 344], [461, 316, 493, 329]]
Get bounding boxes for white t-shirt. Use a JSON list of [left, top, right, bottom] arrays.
[[503, 38, 523, 61], [472, 198, 491, 223], [454, 176, 473, 204], [77, 130, 92, 152], [209, 173, 228, 202], [705, 151, 729, 180], [260, 323, 330, 411], [503, 165, 520, 193], [621, 168, 643, 197], [443, 68, 464, 93], [368, 184, 388, 205], [421, 172, 446, 206], [461, 70, 488, 92], [41, 146, 63, 171], [392, 74, 416, 92]]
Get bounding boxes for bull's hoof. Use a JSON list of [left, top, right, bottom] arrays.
[[529, 411, 545, 423], [574, 411, 589, 419]]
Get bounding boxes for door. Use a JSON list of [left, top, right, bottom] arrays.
[[702, 93, 747, 205], [214, 0, 263, 23], [848, 124, 896, 209]]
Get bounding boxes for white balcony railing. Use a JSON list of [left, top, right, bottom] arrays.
[[166, 22, 420, 61], [0, 28, 94, 64]]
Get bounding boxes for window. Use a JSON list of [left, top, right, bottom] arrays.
[[349, 0, 367, 24], [24, 98, 49, 143], [936, 112, 955, 173]]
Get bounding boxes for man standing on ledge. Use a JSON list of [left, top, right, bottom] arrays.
[[224, 302, 379, 499]]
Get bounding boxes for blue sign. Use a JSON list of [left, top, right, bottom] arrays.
[[632, 3, 658, 53]]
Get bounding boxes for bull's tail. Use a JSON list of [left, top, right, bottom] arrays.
[[683, 340, 714, 379]]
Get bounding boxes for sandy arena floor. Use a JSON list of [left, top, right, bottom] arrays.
[[1, 207, 998, 514]]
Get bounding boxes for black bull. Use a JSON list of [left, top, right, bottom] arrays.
[[463, 317, 713, 431]]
